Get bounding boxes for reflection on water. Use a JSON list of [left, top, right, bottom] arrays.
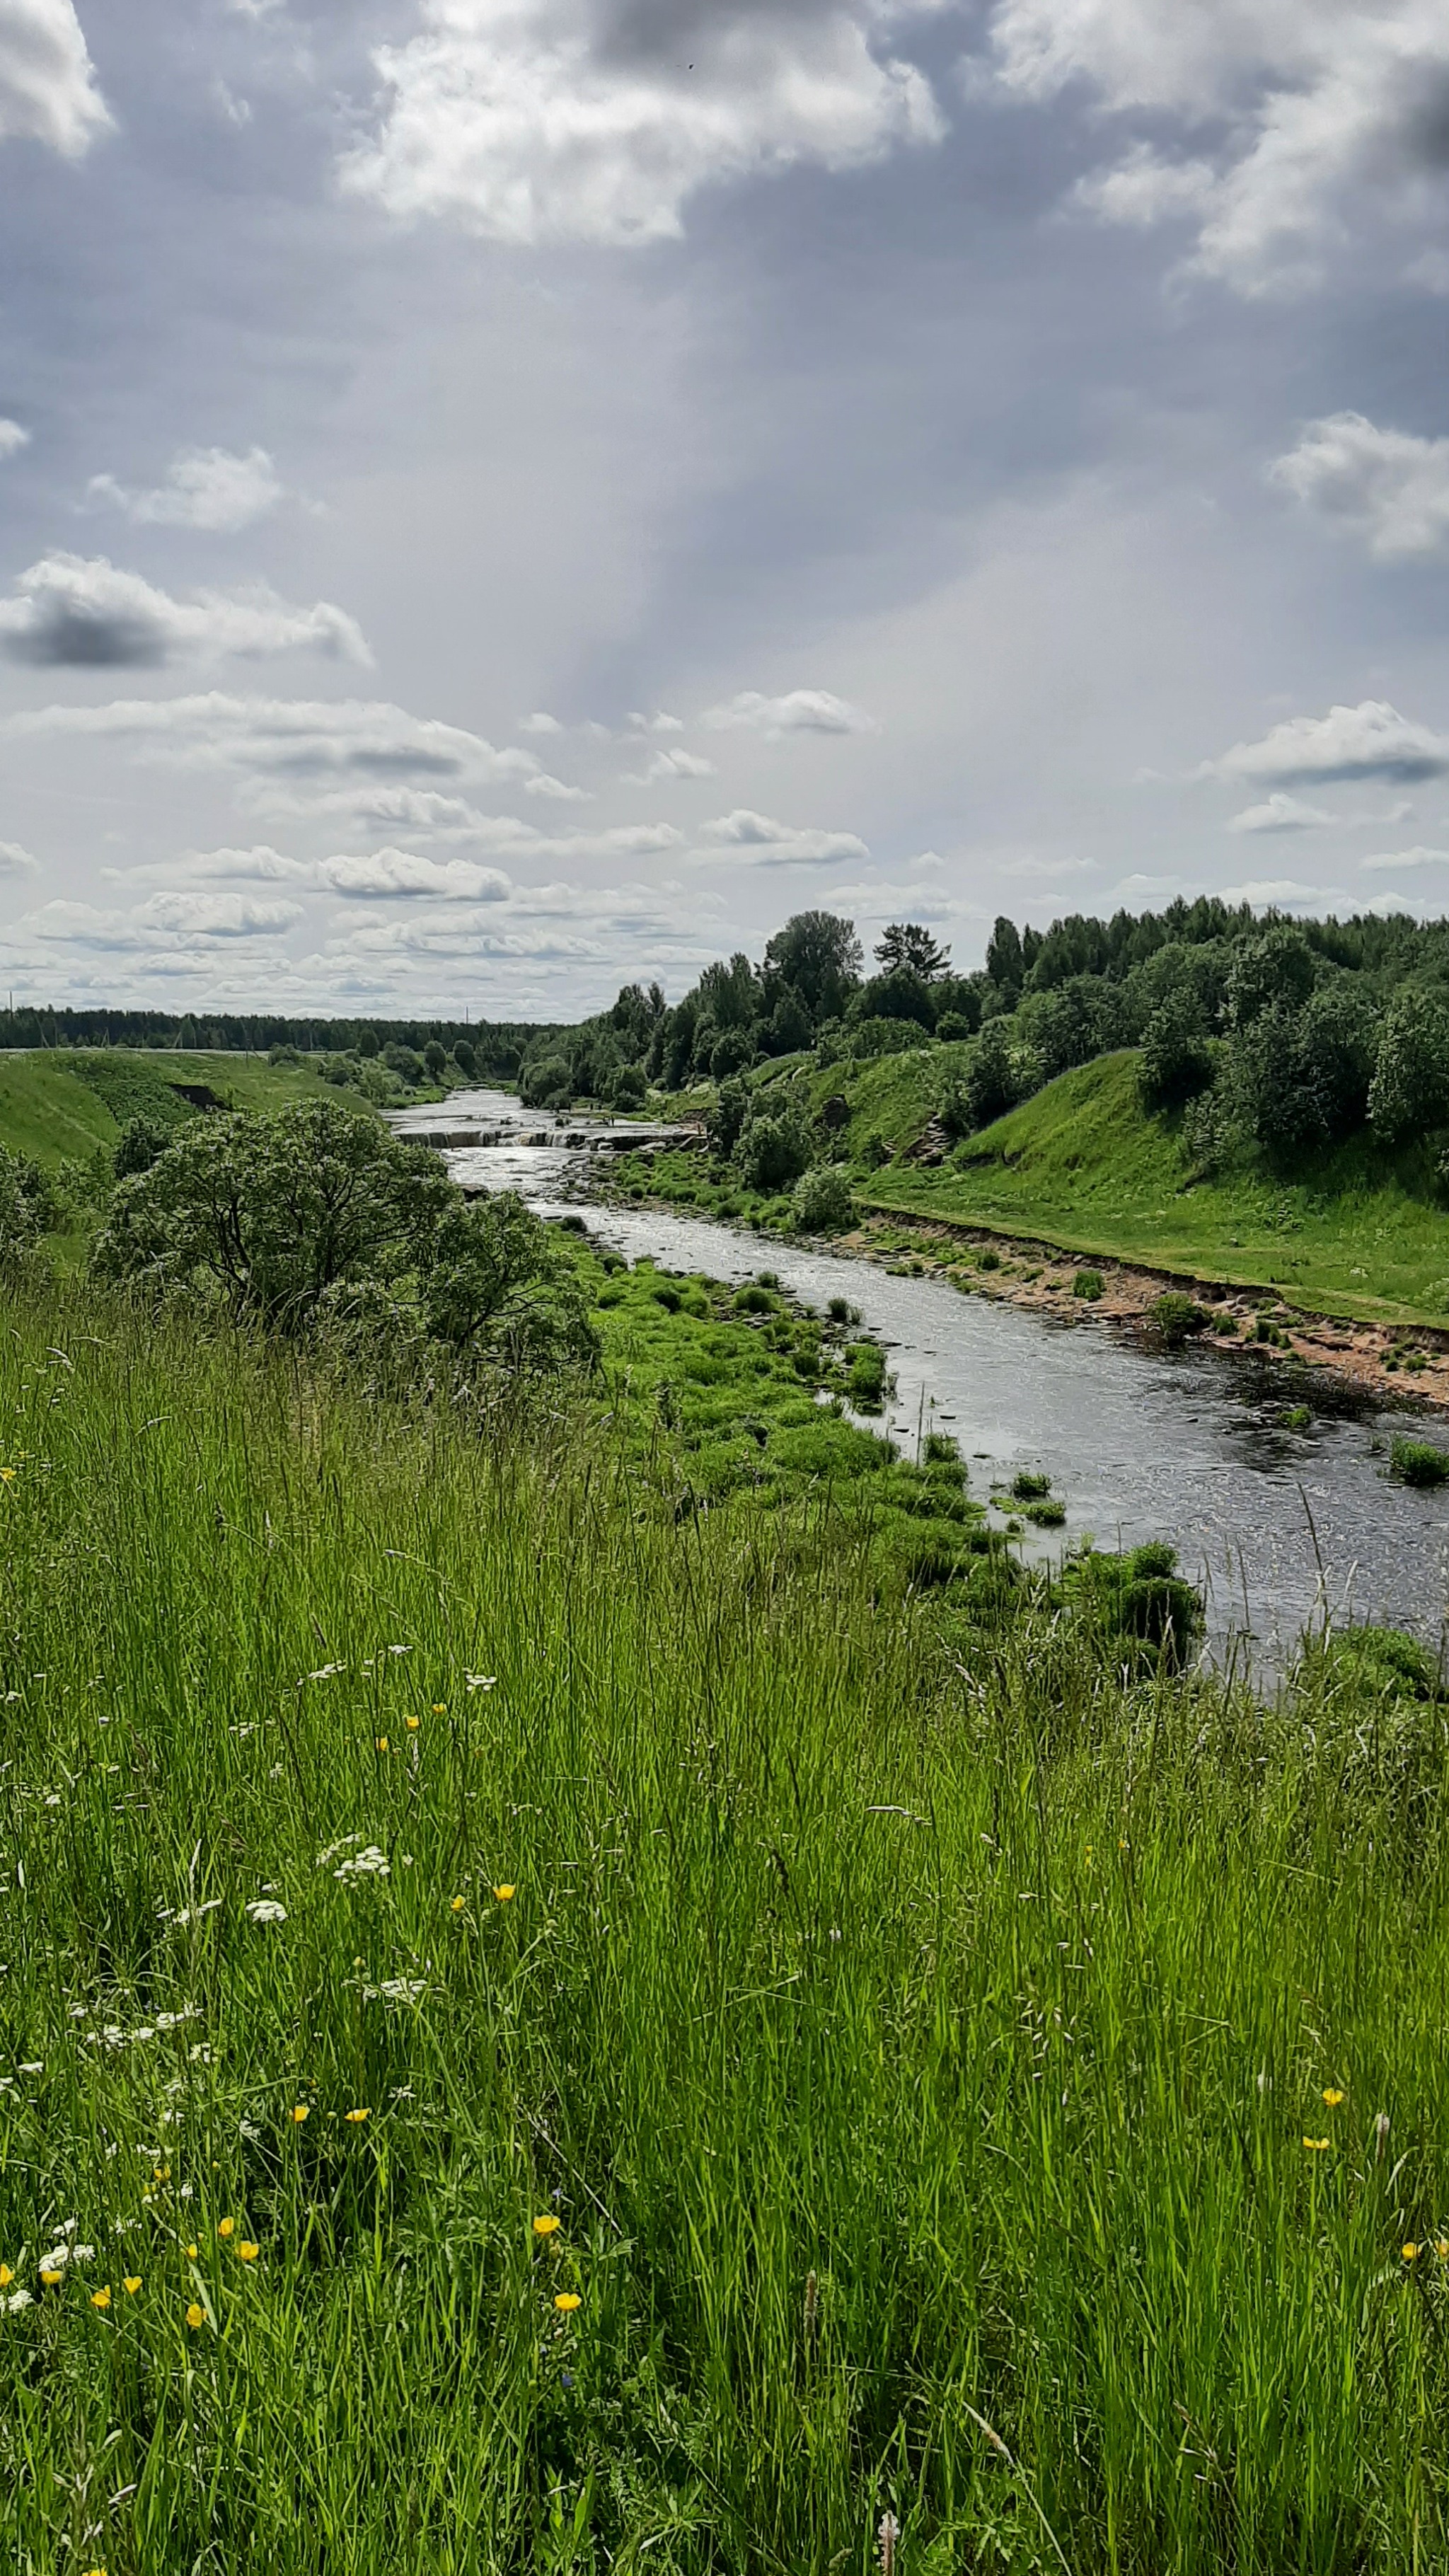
[[392, 1092, 1449, 1664]]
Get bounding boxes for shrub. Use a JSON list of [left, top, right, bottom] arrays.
[[0, 1148, 54, 1271], [519, 1055, 573, 1110], [451, 1039, 475, 1078], [792, 1164, 854, 1235], [977, 1247, 1001, 1272], [115, 1116, 171, 1181], [737, 1114, 809, 1193], [935, 1012, 974, 1042], [860, 1130, 891, 1168], [423, 1040, 447, 1078], [1024, 1496, 1066, 1527], [1390, 1436, 1449, 1488], [1073, 1269, 1103, 1300], [845, 1340, 887, 1410], [1012, 1469, 1051, 1501], [608, 1063, 647, 1110], [1148, 1291, 1208, 1349]]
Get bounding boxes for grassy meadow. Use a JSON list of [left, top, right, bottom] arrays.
[[1, 1279, 1448, 2572], [0, 1050, 341, 1172]]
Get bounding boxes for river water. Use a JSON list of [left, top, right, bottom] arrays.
[[392, 1090, 1449, 1664]]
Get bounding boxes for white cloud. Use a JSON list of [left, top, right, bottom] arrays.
[[86, 446, 287, 534], [340, 0, 947, 247], [1361, 844, 1449, 871], [979, 0, 1449, 293], [518, 710, 562, 734], [0, 556, 371, 669], [7, 693, 541, 795], [626, 709, 686, 734], [104, 844, 318, 888], [621, 746, 717, 783], [1228, 792, 1336, 833], [1270, 412, 1449, 560], [1204, 701, 1449, 788], [0, 417, 29, 458], [1217, 877, 1346, 908], [691, 807, 869, 865], [0, 837, 37, 873], [319, 848, 513, 901], [521, 770, 591, 799], [25, 889, 304, 949], [0, 0, 110, 156], [703, 686, 875, 737]]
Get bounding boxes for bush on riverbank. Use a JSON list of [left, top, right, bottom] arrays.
[[1, 1283, 1446, 2572]]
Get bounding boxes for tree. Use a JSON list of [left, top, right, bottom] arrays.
[[792, 1165, 854, 1234], [1138, 988, 1214, 1109], [1368, 987, 1449, 1143], [519, 1055, 572, 1109], [91, 1100, 454, 1329], [849, 966, 935, 1032], [451, 1040, 476, 1078], [1226, 925, 1316, 1031], [0, 1148, 52, 1271], [423, 1039, 446, 1078], [761, 913, 862, 1027], [737, 1113, 811, 1193], [708, 1075, 751, 1160], [985, 916, 1024, 1000], [420, 1191, 597, 1371], [874, 922, 950, 981], [114, 1116, 171, 1179]]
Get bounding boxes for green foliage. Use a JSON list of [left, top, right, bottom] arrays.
[[790, 1162, 854, 1235], [0, 1146, 54, 1270], [1139, 986, 1214, 1109], [1011, 1469, 1051, 1501], [1149, 1290, 1208, 1348], [420, 1191, 598, 1372], [1368, 986, 1449, 1143], [736, 1111, 810, 1194], [1389, 1435, 1449, 1488], [519, 1053, 573, 1109], [874, 920, 950, 979], [451, 1039, 475, 1077], [1073, 1267, 1104, 1300], [114, 1114, 171, 1179]]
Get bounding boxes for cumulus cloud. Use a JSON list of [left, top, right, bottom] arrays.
[[0, 556, 371, 669], [517, 710, 562, 734], [0, 417, 29, 458], [86, 445, 287, 534], [340, 0, 948, 246], [1216, 877, 1346, 909], [0, 0, 110, 156], [703, 686, 874, 737], [621, 746, 716, 783], [6, 693, 543, 796], [1204, 701, 1449, 789], [25, 889, 304, 949], [0, 837, 37, 873], [319, 848, 513, 901], [978, 0, 1449, 293], [1228, 792, 1337, 834], [1271, 412, 1449, 560], [691, 807, 869, 865], [1361, 844, 1449, 871]]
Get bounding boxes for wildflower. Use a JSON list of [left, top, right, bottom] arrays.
[[375, 1736, 389, 1754], [1322, 2089, 1344, 2108], [237, 2243, 259, 2263], [533, 2214, 561, 2237], [878, 2511, 899, 2576], [1403, 2243, 1420, 2262], [405, 1715, 420, 1732], [246, 1900, 287, 1926], [465, 1674, 497, 1691], [0, 2267, 11, 2289], [431, 1702, 446, 1714], [123, 2277, 141, 2295], [451, 1895, 465, 1913], [1374, 2111, 1391, 2159], [554, 2292, 581, 2313], [1303, 2137, 1330, 2152], [184, 2243, 198, 2260], [0, 1469, 15, 1484], [185, 2302, 204, 2330], [1435, 2240, 1449, 2260], [5, 2289, 33, 2313], [217, 2219, 235, 2239], [91, 2286, 111, 2310], [40, 2270, 61, 2289], [154, 2165, 171, 2182], [291, 2106, 310, 2124], [344, 2107, 371, 2124], [493, 1885, 516, 1902], [333, 1845, 389, 1885]]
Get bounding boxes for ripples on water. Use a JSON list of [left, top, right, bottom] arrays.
[[393, 1092, 1449, 1665]]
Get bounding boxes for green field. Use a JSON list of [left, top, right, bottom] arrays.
[[1, 1276, 1446, 2572], [0, 1048, 342, 1169]]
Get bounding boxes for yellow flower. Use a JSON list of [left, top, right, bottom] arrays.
[[1436, 2240, 1449, 2260], [237, 2242, 260, 2263], [0, 2265, 11, 2288], [345, 2107, 370, 2124], [185, 2301, 204, 2330], [1322, 2089, 1345, 2108], [123, 2277, 142, 2295], [1403, 2243, 1420, 2262], [533, 2214, 561, 2236], [493, 1884, 516, 1902], [291, 2105, 309, 2124], [154, 2165, 170, 2183], [431, 1702, 446, 1714], [554, 2292, 582, 2314], [40, 2270, 62, 2288], [217, 2219, 235, 2239], [451, 1894, 465, 1913], [91, 2286, 112, 2310], [375, 1735, 389, 1753], [184, 2243, 198, 2260], [0, 1468, 15, 1484], [406, 1715, 420, 1732], [1303, 2137, 1330, 2152]]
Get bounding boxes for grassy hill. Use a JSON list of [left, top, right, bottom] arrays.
[[0, 1048, 343, 1168], [856, 1049, 1449, 1326]]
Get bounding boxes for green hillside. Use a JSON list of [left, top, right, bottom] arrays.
[[0, 1049, 343, 1168], [859, 1049, 1449, 1326]]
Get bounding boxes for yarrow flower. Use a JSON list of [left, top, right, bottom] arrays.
[[246, 1900, 287, 1926]]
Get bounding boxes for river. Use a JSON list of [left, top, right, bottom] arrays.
[[392, 1090, 1449, 1665]]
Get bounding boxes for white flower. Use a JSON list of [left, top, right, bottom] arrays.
[[308, 1663, 347, 1682], [18, 2062, 42, 2076], [161, 1900, 221, 1929], [362, 1977, 428, 2004], [465, 1673, 497, 1692], [333, 1844, 390, 1884], [245, 1900, 287, 1925], [316, 1835, 362, 1870], [5, 2289, 33, 2312]]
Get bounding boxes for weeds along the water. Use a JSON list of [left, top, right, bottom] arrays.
[[0, 1283, 1447, 2572]]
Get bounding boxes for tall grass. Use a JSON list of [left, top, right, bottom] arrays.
[[0, 1283, 1446, 2572]]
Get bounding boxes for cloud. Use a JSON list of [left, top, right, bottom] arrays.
[[25, 889, 304, 949], [1204, 701, 1449, 789], [7, 693, 543, 795], [703, 686, 875, 737], [0, 838, 37, 874], [0, 556, 371, 669], [1216, 878, 1346, 909], [621, 746, 717, 783], [691, 807, 869, 865], [978, 0, 1449, 293], [319, 848, 513, 901], [517, 710, 562, 734], [1228, 792, 1336, 834], [1270, 412, 1449, 560], [1361, 844, 1449, 871], [86, 446, 287, 534], [0, 417, 29, 458], [626, 709, 686, 734], [0, 0, 110, 156], [340, 0, 947, 247], [521, 770, 591, 799]]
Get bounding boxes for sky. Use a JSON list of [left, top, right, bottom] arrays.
[[1, 1, 1448, 1021]]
